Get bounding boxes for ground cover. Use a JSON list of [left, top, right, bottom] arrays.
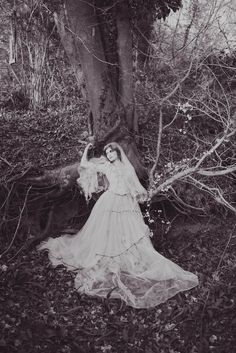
[[0, 216, 235, 353], [0, 109, 235, 353]]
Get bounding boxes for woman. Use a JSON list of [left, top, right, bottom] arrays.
[[38, 142, 198, 308]]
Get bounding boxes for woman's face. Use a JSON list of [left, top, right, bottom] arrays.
[[105, 147, 118, 162]]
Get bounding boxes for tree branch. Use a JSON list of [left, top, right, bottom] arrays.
[[197, 165, 236, 176], [0, 186, 32, 258], [149, 59, 195, 186], [149, 128, 236, 196], [187, 176, 236, 214]]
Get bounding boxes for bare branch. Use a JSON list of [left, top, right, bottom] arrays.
[[187, 176, 236, 214], [0, 186, 32, 258], [0, 156, 12, 167], [149, 60, 195, 185], [149, 129, 236, 197], [197, 165, 236, 176], [163, 105, 179, 130], [149, 106, 163, 185]]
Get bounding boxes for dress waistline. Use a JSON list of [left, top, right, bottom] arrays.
[[107, 188, 130, 196]]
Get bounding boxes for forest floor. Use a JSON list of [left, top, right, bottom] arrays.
[[0, 109, 236, 353], [0, 214, 235, 353]]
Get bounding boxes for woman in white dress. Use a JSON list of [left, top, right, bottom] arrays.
[[38, 142, 198, 308]]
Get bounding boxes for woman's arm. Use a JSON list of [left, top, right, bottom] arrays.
[[80, 143, 93, 167], [80, 143, 107, 173], [77, 143, 107, 201]]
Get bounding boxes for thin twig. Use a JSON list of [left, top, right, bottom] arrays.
[[7, 166, 33, 183], [188, 176, 236, 214], [0, 186, 32, 258], [150, 129, 236, 197], [216, 224, 236, 272], [0, 156, 13, 167], [149, 60, 194, 185], [149, 105, 163, 185]]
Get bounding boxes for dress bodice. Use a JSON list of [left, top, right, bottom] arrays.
[[103, 162, 130, 195], [78, 157, 146, 200]]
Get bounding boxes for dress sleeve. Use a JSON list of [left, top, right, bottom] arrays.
[[80, 156, 107, 174], [77, 156, 108, 201], [91, 157, 108, 174]]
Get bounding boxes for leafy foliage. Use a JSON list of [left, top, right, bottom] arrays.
[[129, 0, 182, 20]]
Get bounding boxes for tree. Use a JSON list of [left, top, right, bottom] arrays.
[[136, 0, 236, 214], [1, 0, 236, 249], [43, 0, 235, 216], [6, 0, 181, 178], [22, 0, 236, 215], [44, 0, 182, 178], [0, 0, 182, 243], [6, 0, 54, 109], [14, 0, 181, 185]]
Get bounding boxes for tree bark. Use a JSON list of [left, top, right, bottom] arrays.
[[65, 0, 118, 139], [12, 4, 49, 110], [29, 35, 48, 109], [29, 0, 148, 184], [54, 9, 85, 95], [25, 0, 148, 237], [116, 0, 134, 130], [135, 20, 152, 68]]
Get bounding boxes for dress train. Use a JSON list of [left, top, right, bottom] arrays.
[[38, 190, 198, 308]]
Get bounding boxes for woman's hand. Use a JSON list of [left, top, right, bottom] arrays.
[[84, 142, 94, 155], [86, 142, 93, 150], [80, 143, 94, 165]]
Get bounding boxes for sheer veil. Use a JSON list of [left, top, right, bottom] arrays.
[[77, 142, 148, 202]]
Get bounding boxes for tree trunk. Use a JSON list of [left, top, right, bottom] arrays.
[[12, 4, 49, 110], [135, 20, 152, 68], [29, 36, 48, 109], [62, 0, 146, 175], [54, 9, 84, 95], [25, 0, 149, 240], [65, 0, 118, 139], [28, 0, 148, 184], [116, 0, 134, 131]]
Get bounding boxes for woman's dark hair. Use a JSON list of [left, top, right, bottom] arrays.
[[103, 144, 122, 161]]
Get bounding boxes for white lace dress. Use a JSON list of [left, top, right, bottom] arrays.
[[38, 161, 198, 308]]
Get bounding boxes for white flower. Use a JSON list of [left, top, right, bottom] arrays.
[[190, 296, 198, 302], [101, 345, 112, 352], [49, 307, 56, 314], [209, 335, 217, 343], [164, 323, 175, 331], [1, 265, 7, 272]]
